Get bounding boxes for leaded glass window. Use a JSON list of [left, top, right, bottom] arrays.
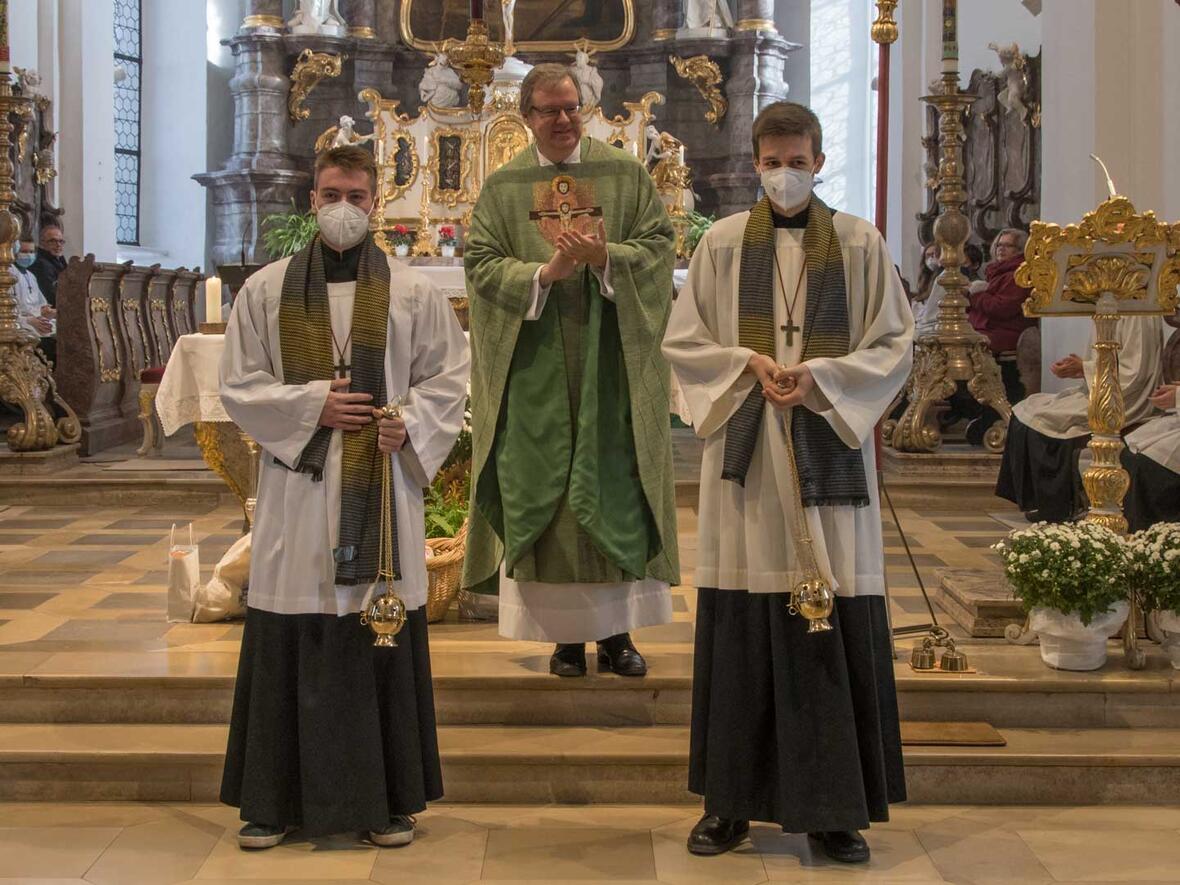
[[114, 0, 143, 245]]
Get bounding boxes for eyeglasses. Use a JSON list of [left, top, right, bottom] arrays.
[[530, 105, 581, 121]]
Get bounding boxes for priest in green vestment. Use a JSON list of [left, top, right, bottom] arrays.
[[463, 63, 679, 678]]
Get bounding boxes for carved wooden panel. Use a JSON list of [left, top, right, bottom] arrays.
[[919, 51, 1041, 256], [147, 268, 178, 362], [171, 270, 201, 338]]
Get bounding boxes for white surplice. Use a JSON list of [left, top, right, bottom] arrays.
[[662, 210, 914, 597], [1126, 408, 1180, 474], [1013, 315, 1166, 440], [220, 255, 470, 616], [497, 140, 672, 643]]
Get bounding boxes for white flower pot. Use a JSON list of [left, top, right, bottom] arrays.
[[440, 244, 456, 258], [395, 244, 410, 257], [1030, 602, 1129, 671], [1157, 610, 1180, 670]]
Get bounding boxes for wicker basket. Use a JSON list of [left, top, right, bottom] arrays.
[[425, 519, 467, 623]]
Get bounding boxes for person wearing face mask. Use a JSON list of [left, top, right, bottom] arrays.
[[14, 236, 57, 364], [663, 101, 912, 862], [462, 64, 679, 680], [218, 145, 470, 850]]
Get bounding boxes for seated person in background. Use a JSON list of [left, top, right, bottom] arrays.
[[997, 316, 1166, 523], [1122, 383, 1180, 532], [967, 228, 1037, 407], [31, 222, 67, 306], [910, 242, 942, 337], [963, 242, 984, 282], [15, 235, 57, 364]]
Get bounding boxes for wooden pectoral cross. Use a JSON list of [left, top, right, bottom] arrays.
[[334, 356, 350, 379], [781, 320, 801, 347]]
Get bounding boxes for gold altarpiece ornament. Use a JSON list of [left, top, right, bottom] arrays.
[[1012, 159, 1180, 669], [669, 55, 728, 126], [0, 5, 81, 453], [288, 49, 344, 123], [885, 70, 1012, 454]]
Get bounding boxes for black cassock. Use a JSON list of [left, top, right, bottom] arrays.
[[690, 591, 906, 832]]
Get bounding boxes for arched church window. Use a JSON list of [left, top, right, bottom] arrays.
[[114, 0, 143, 246]]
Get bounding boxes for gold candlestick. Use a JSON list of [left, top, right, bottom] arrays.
[[0, 2, 80, 452], [887, 66, 1011, 453]]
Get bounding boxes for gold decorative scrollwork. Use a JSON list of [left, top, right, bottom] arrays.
[[288, 49, 345, 123], [88, 297, 123, 383], [872, 0, 899, 45], [669, 55, 727, 125], [1017, 195, 1180, 317]]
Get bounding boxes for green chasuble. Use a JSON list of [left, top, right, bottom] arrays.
[[463, 136, 680, 592]]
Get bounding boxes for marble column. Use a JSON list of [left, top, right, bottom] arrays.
[[242, 0, 283, 30], [194, 33, 309, 269], [707, 31, 797, 218], [735, 0, 777, 33], [341, 0, 378, 38]]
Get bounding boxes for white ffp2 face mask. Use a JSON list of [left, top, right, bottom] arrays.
[[316, 200, 371, 251], [760, 166, 814, 211]]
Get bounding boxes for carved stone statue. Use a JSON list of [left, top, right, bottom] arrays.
[[315, 114, 377, 154], [287, 0, 346, 37], [420, 53, 465, 109], [989, 41, 1030, 121], [501, 0, 517, 53], [571, 44, 603, 110], [684, 0, 734, 31]]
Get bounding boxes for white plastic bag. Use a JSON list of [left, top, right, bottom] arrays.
[[191, 532, 251, 623], [167, 523, 200, 623]]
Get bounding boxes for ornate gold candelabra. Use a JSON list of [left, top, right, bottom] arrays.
[[887, 5, 1011, 454], [0, 14, 80, 453], [442, 19, 504, 115]]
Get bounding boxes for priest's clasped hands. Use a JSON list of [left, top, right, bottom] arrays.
[[747, 353, 816, 411], [317, 377, 408, 453], [539, 218, 609, 286]]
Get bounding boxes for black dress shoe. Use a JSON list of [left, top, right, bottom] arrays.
[[549, 643, 586, 677], [687, 814, 749, 855], [596, 632, 647, 676], [809, 830, 870, 864]]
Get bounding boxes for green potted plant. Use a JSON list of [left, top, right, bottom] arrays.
[[422, 397, 471, 622], [261, 202, 319, 259], [1128, 522, 1180, 669], [993, 521, 1130, 670], [685, 210, 715, 256]]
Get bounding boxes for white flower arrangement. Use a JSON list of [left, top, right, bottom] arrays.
[[1127, 522, 1180, 613], [992, 521, 1129, 625]]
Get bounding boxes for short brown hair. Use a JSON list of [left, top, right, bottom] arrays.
[[520, 63, 579, 116], [751, 101, 823, 160], [314, 144, 377, 192]]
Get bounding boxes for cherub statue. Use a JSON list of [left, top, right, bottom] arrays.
[[989, 41, 1029, 121], [684, 0, 734, 30], [570, 39, 604, 110], [419, 52, 464, 109], [13, 67, 42, 93], [315, 114, 376, 154]]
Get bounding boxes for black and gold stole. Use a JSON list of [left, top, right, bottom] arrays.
[[278, 234, 402, 583]]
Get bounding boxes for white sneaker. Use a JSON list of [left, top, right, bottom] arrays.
[[369, 814, 415, 847]]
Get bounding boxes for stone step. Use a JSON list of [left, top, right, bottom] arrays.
[[1, 722, 1178, 804], [0, 473, 231, 508], [2, 645, 1176, 729]]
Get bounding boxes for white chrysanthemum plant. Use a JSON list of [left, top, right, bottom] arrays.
[[1127, 522, 1180, 669], [993, 521, 1131, 670]]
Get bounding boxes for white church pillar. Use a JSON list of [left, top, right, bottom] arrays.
[[56, 0, 118, 262], [1039, 0, 1178, 390]]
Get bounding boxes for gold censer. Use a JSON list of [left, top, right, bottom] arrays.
[[779, 387, 835, 634], [361, 400, 408, 647]]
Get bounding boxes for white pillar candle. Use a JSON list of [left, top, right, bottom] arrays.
[[205, 277, 222, 325]]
